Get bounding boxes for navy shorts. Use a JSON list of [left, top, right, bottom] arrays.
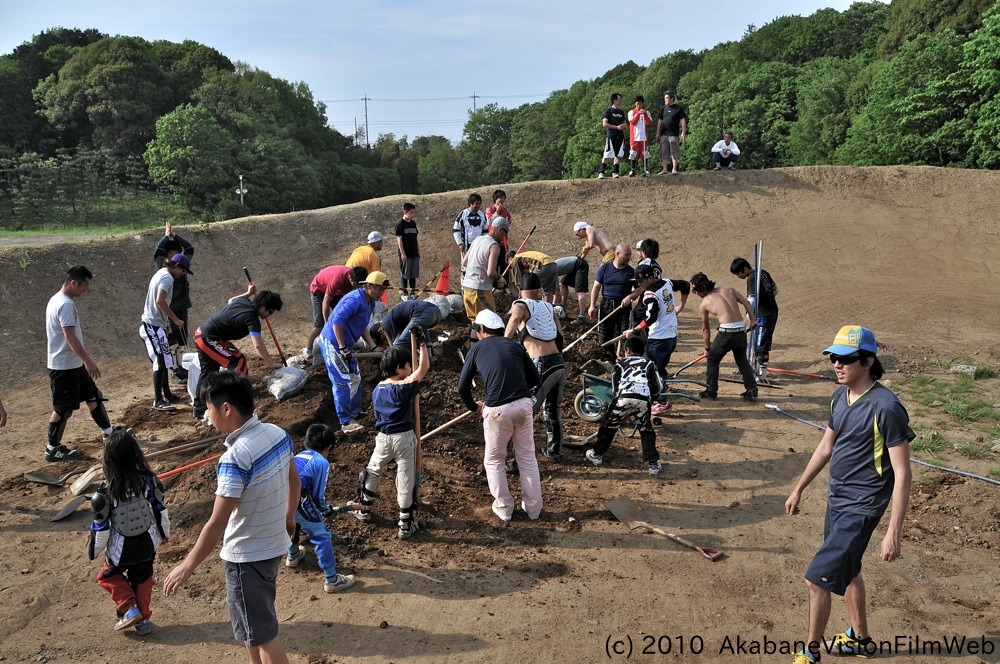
[[805, 505, 884, 595], [224, 557, 282, 647]]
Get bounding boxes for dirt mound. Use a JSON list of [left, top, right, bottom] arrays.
[[1, 166, 998, 662]]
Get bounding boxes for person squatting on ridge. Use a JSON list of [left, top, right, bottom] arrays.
[[191, 288, 284, 421], [45, 265, 115, 462], [586, 335, 663, 477], [691, 272, 758, 401], [285, 423, 357, 593], [89, 428, 169, 635], [139, 254, 191, 411], [711, 131, 741, 170], [351, 328, 431, 540], [458, 310, 543, 522], [321, 272, 388, 434], [163, 371, 299, 664], [505, 273, 566, 461], [785, 326, 914, 664]]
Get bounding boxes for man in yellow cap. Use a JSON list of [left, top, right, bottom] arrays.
[[320, 271, 389, 434], [785, 325, 914, 664]]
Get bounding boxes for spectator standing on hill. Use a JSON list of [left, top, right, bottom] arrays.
[[656, 91, 687, 175], [627, 95, 654, 176], [45, 265, 115, 462], [395, 202, 420, 300], [785, 326, 913, 664], [305, 265, 367, 360], [598, 93, 628, 179], [711, 131, 741, 170], [691, 272, 757, 402], [589, 244, 634, 349], [452, 193, 489, 274], [731, 256, 778, 375]]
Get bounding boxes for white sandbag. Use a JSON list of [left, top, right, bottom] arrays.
[[287, 354, 310, 369], [182, 353, 200, 404], [428, 293, 452, 318], [447, 294, 463, 311], [267, 366, 309, 401]]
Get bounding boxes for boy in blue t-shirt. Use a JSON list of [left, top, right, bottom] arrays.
[[350, 328, 431, 539], [286, 424, 357, 593]]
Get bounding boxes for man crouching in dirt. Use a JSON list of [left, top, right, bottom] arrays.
[[458, 310, 543, 522], [504, 273, 566, 462], [785, 326, 913, 664], [690, 272, 757, 401]]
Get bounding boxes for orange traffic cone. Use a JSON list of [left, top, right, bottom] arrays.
[[435, 261, 451, 295]]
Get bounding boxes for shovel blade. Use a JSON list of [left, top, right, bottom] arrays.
[[606, 496, 644, 530], [52, 495, 89, 522]]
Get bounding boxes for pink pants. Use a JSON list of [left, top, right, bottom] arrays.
[[482, 397, 542, 519]]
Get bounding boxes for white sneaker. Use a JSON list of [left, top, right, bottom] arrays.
[[586, 449, 603, 466], [492, 503, 512, 522], [286, 547, 306, 568], [648, 461, 662, 477], [598, 173, 605, 179], [612, 173, 620, 178], [341, 421, 364, 434]]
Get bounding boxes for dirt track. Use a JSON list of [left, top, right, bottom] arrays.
[[0, 166, 998, 663]]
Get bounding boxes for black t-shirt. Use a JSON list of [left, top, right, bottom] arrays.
[[458, 335, 540, 410], [659, 104, 687, 136], [604, 107, 627, 138], [199, 297, 261, 341], [394, 218, 419, 258], [595, 262, 635, 300]]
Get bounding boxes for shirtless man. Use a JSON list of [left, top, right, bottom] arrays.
[[505, 273, 566, 461], [691, 272, 758, 401], [573, 221, 616, 264]]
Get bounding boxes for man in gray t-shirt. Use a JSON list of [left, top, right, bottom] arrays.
[[44, 265, 114, 462], [140, 255, 191, 411]]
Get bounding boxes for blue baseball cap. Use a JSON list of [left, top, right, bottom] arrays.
[[823, 325, 877, 356]]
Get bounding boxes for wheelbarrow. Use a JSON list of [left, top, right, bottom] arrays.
[[573, 373, 705, 434]]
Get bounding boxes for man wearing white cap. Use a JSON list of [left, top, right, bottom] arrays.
[[458, 309, 543, 522], [461, 217, 508, 342], [573, 221, 616, 264], [348, 232, 386, 304], [785, 326, 913, 664]]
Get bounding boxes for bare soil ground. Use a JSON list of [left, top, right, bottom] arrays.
[[0, 166, 998, 663]]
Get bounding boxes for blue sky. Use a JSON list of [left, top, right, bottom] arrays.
[[1, 1, 872, 143]]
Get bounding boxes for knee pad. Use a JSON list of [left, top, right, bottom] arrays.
[[356, 469, 377, 504], [86, 390, 111, 429]]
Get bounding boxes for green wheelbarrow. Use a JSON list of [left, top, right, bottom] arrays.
[[573, 372, 706, 432]]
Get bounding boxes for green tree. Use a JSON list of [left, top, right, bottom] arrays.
[[418, 142, 470, 193], [144, 104, 237, 208], [877, 0, 993, 58], [786, 56, 865, 164], [460, 103, 515, 183], [963, 0, 1000, 167], [837, 30, 969, 166]]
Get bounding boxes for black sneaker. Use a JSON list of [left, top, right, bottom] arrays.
[[741, 391, 758, 402], [45, 445, 83, 462], [698, 391, 717, 401], [154, 400, 177, 412], [505, 458, 519, 474]]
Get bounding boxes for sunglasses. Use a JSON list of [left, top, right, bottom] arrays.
[[828, 354, 862, 365]]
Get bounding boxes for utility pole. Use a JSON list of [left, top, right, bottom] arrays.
[[236, 174, 247, 205], [363, 95, 370, 148], [470, 91, 479, 113]]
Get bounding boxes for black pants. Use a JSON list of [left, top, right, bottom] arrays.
[[532, 353, 566, 455], [592, 394, 658, 463], [705, 330, 757, 396], [597, 296, 627, 345]]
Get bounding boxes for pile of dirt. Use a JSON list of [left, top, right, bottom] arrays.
[[1, 165, 999, 663]]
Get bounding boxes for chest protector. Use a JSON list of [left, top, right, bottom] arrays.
[[110, 495, 154, 537], [515, 299, 557, 341]]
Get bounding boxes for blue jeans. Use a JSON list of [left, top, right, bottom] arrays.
[[393, 308, 443, 349], [320, 336, 362, 424], [290, 516, 338, 577]]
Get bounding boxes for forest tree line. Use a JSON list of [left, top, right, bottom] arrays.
[[1, 0, 998, 230]]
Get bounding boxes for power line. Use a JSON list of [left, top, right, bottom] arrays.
[[320, 93, 547, 104]]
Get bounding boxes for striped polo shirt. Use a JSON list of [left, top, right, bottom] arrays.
[[216, 415, 294, 563]]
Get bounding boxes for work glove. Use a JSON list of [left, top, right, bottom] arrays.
[[321, 504, 334, 518], [338, 346, 353, 361], [495, 276, 507, 290], [412, 326, 426, 344]]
